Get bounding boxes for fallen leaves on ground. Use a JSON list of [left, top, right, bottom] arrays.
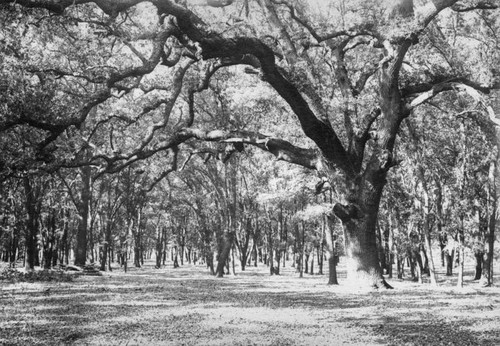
[[0, 261, 499, 345]]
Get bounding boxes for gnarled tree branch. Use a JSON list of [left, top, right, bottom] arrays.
[[178, 128, 320, 170]]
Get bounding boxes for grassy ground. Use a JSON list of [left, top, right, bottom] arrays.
[[1, 260, 499, 346]]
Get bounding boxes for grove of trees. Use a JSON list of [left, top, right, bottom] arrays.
[[0, 0, 499, 289]]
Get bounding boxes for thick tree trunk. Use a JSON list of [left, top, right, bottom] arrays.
[[341, 219, 388, 287], [335, 194, 392, 289]]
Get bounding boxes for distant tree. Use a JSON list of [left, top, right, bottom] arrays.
[[1, 0, 499, 288]]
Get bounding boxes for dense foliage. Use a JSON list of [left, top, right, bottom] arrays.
[[0, 0, 499, 288]]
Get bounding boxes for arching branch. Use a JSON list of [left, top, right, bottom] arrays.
[[178, 128, 320, 170], [452, 1, 498, 12], [404, 79, 500, 112]]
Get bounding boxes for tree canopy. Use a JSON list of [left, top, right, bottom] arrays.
[[0, 0, 499, 288]]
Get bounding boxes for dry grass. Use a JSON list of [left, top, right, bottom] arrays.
[[1, 260, 499, 345]]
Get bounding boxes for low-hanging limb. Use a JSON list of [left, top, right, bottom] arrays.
[[403, 80, 500, 118], [1, 0, 353, 174], [178, 128, 320, 170]]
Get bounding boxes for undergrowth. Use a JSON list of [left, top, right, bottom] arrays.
[[0, 267, 74, 283]]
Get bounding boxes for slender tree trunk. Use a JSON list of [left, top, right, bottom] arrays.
[[457, 227, 465, 288], [376, 222, 386, 274], [457, 121, 467, 288], [155, 226, 163, 268], [484, 207, 495, 286], [397, 255, 404, 279], [269, 226, 275, 275], [325, 214, 338, 285], [436, 181, 447, 268], [474, 251, 483, 281], [100, 221, 112, 271], [231, 244, 236, 275], [482, 157, 497, 286], [456, 245, 465, 288], [276, 247, 281, 275], [387, 216, 394, 279], [410, 246, 424, 284], [9, 232, 18, 265], [75, 165, 91, 267], [237, 223, 250, 271], [309, 248, 314, 275], [180, 234, 185, 266], [207, 251, 215, 275], [300, 222, 305, 278], [240, 249, 247, 271], [446, 247, 454, 276], [173, 246, 180, 268], [23, 176, 39, 271], [215, 230, 234, 277], [304, 253, 309, 274], [328, 256, 339, 285], [422, 192, 437, 286], [317, 245, 323, 275], [134, 210, 142, 268]]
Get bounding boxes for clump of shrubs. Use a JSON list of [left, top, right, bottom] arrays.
[[0, 267, 74, 283]]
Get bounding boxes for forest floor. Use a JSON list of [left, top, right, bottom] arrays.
[[1, 260, 499, 346]]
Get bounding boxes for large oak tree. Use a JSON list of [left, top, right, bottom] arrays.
[[1, 0, 498, 287]]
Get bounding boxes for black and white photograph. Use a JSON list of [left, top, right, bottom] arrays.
[[0, 0, 499, 344]]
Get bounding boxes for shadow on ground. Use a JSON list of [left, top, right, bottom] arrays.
[[1, 263, 499, 345]]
